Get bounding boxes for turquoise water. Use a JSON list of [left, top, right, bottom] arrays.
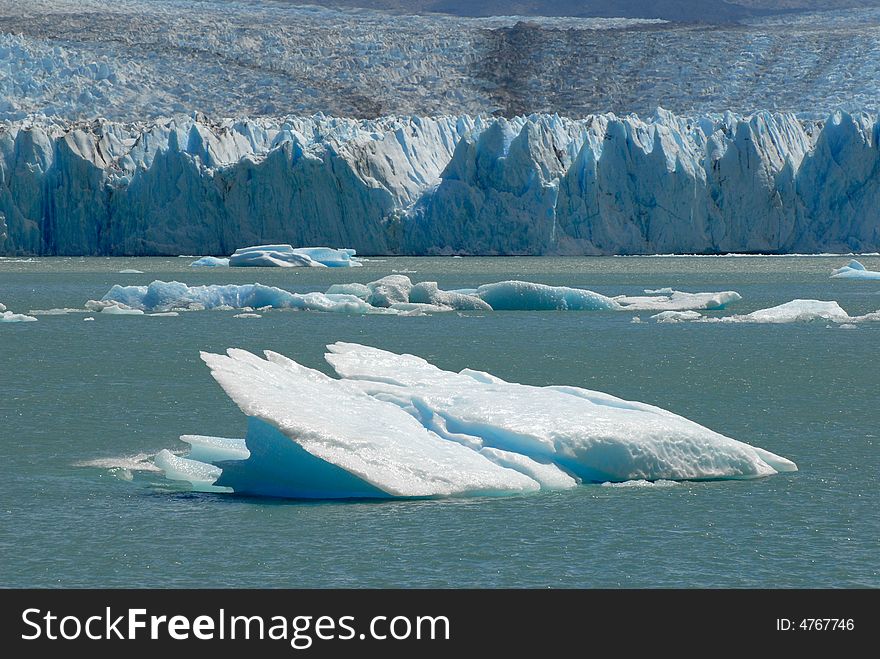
[[1, 255, 878, 587]]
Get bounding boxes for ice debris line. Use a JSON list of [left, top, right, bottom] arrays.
[[650, 299, 880, 324], [191, 245, 362, 268], [93, 277, 741, 314], [154, 343, 797, 499], [4, 110, 880, 257], [831, 260, 880, 280]]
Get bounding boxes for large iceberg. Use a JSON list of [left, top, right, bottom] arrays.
[[831, 259, 880, 280], [92, 278, 739, 315], [96, 281, 378, 314], [649, 299, 880, 324], [615, 290, 742, 312], [3, 110, 880, 257], [475, 281, 619, 311], [155, 344, 797, 499], [228, 245, 361, 268]]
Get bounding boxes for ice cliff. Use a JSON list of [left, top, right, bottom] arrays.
[[2, 109, 879, 256]]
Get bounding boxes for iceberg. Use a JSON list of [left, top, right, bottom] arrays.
[[474, 281, 620, 311], [616, 290, 742, 312], [364, 275, 414, 307], [190, 256, 230, 267], [724, 300, 853, 324], [1, 310, 37, 322], [155, 343, 797, 499], [96, 280, 378, 314], [650, 299, 880, 324], [831, 259, 880, 280], [92, 278, 742, 316], [227, 245, 361, 267]]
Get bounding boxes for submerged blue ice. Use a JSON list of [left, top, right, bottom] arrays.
[[154, 344, 797, 499]]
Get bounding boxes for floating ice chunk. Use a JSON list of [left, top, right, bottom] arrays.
[[118, 269, 144, 274], [388, 302, 451, 314], [154, 450, 232, 493], [839, 323, 858, 330], [0, 303, 5, 312], [1, 310, 38, 322], [601, 480, 679, 488], [644, 287, 674, 295], [98, 280, 377, 314], [475, 281, 620, 311], [100, 304, 144, 315], [617, 290, 742, 312], [165, 349, 540, 498], [327, 343, 797, 483], [409, 281, 492, 311], [233, 313, 262, 318], [84, 317, 94, 321], [651, 310, 703, 323], [366, 275, 413, 307], [28, 308, 88, 315], [155, 343, 797, 500], [190, 256, 230, 267], [716, 299, 852, 324], [649, 299, 880, 325], [831, 259, 880, 280], [293, 247, 362, 267], [148, 312, 179, 317], [228, 245, 361, 268], [229, 246, 320, 268], [325, 282, 371, 300]]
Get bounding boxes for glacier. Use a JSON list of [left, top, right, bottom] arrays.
[[93, 278, 740, 314], [2, 110, 880, 257], [4, 1, 880, 122], [154, 343, 797, 499], [831, 259, 880, 280]]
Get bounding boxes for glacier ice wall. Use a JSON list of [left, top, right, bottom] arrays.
[[2, 109, 879, 256]]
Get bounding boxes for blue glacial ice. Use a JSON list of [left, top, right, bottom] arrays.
[[155, 343, 797, 499], [650, 299, 880, 324], [5, 110, 880, 257], [831, 259, 880, 280], [91, 277, 740, 315], [228, 245, 362, 268], [95, 280, 377, 314], [475, 281, 619, 311]]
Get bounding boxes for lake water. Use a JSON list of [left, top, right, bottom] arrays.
[[1, 255, 877, 587]]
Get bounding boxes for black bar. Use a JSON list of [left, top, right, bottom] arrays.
[[0, 589, 874, 656]]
